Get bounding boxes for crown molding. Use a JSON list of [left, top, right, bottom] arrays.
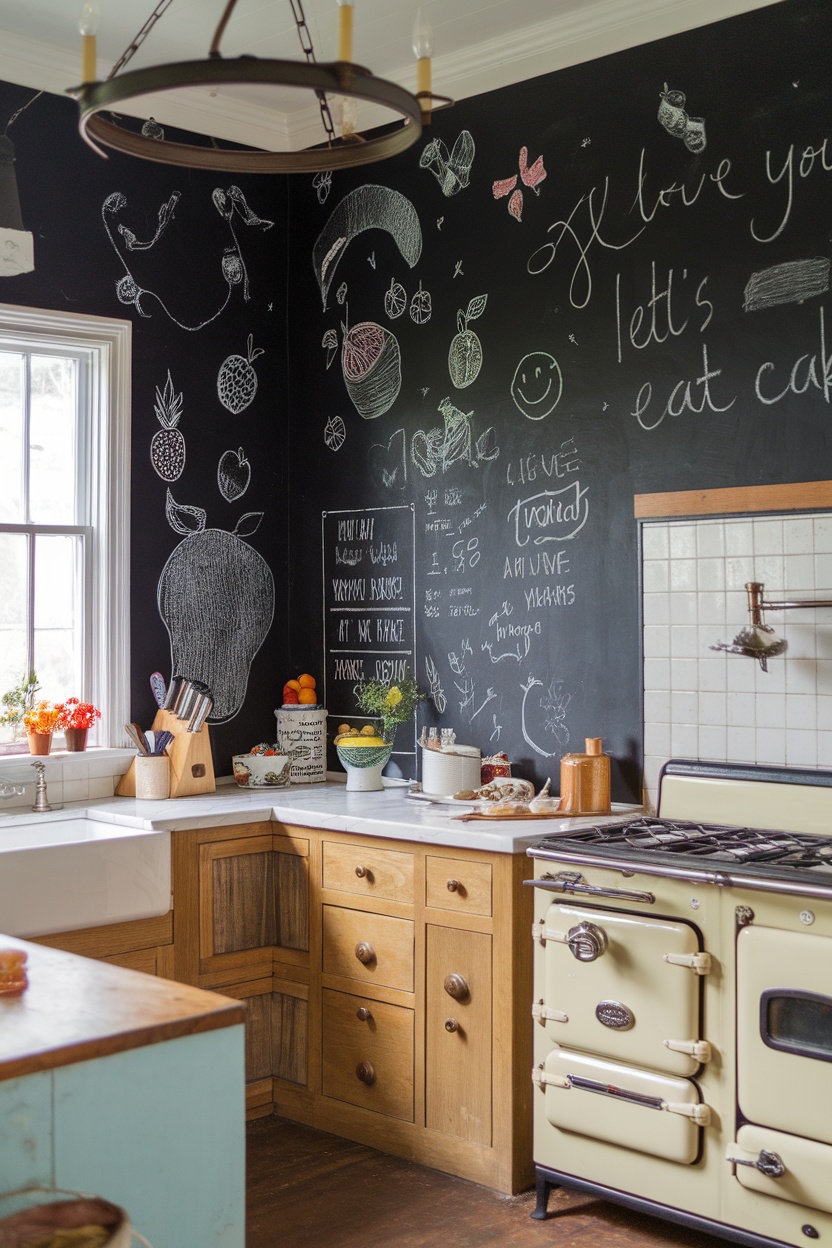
[[0, 0, 781, 156]]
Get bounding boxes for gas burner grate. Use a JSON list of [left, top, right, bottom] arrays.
[[539, 818, 832, 871]]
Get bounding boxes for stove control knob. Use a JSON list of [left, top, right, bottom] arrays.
[[566, 921, 608, 962]]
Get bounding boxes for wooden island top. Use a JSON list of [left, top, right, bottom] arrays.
[[0, 935, 244, 1084]]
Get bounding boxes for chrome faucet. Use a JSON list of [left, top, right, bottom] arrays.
[[31, 761, 53, 812]]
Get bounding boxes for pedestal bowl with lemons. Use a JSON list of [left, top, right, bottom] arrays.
[[334, 723, 392, 791]]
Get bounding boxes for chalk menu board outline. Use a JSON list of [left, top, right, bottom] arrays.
[[322, 504, 417, 763]]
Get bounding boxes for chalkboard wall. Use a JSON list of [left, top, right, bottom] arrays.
[[0, 83, 289, 771], [285, 0, 832, 798], [3, 0, 832, 792]]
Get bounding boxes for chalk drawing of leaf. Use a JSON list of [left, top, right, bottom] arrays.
[[165, 489, 206, 535], [233, 511, 264, 538], [466, 294, 488, 321]]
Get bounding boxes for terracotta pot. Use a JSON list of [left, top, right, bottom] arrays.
[[27, 731, 52, 756], [64, 726, 88, 752]]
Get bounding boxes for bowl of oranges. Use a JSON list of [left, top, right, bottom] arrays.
[[334, 723, 392, 792], [282, 673, 319, 707]]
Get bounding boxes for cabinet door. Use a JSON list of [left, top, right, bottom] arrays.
[[425, 926, 492, 1146], [321, 989, 414, 1121], [196, 835, 309, 980]]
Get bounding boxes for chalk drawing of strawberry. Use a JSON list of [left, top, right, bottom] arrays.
[[217, 334, 264, 414]]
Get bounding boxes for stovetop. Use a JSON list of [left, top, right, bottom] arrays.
[[538, 817, 832, 872], [530, 815, 832, 898]]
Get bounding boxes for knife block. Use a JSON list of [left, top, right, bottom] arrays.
[[116, 709, 216, 799]]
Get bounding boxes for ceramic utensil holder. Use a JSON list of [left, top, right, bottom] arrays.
[[134, 754, 170, 800], [116, 709, 215, 799]]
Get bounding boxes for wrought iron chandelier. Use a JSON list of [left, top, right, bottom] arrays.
[[69, 0, 449, 173]]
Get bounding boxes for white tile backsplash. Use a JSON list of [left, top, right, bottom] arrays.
[[642, 512, 832, 808]]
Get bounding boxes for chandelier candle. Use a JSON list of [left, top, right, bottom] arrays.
[[337, 0, 354, 63], [78, 2, 101, 83]]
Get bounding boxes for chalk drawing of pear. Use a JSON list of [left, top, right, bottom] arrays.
[[158, 490, 275, 723]]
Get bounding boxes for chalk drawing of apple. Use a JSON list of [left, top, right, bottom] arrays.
[[510, 352, 563, 420], [217, 447, 251, 501], [448, 294, 487, 389], [158, 490, 275, 723]]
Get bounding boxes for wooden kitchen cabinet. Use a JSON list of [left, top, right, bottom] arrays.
[[170, 821, 533, 1192], [31, 911, 175, 978]]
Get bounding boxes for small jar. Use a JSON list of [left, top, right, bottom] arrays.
[[0, 948, 28, 996]]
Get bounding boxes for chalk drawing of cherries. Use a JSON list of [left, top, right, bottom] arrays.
[[217, 334, 264, 414], [448, 294, 487, 389], [218, 447, 251, 502], [158, 491, 275, 723]]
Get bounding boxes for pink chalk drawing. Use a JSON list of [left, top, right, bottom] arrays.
[[492, 146, 547, 222]]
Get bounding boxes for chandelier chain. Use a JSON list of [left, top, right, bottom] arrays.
[[288, 0, 337, 147], [109, 0, 175, 80]]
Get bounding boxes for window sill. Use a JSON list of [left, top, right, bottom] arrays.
[[0, 747, 134, 780]]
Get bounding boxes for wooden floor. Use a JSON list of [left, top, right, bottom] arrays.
[[247, 1116, 725, 1248]]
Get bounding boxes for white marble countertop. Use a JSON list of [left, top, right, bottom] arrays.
[[1, 779, 640, 855]]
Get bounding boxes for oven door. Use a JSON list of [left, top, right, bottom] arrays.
[[737, 926, 832, 1146], [536, 1044, 707, 1163], [538, 902, 708, 1076], [728, 1123, 832, 1214]]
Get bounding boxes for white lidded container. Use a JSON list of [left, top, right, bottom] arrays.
[[274, 706, 327, 784], [420, 743, 481, 796]]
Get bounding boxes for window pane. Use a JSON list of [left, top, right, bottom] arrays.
[[29, 355, 77, 524], [33, 533, 84, 700], [0, 351, 24, 522], [0, 532, 28, 744]]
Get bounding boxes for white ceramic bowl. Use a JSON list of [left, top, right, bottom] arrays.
[[232, 752, 291, 787]]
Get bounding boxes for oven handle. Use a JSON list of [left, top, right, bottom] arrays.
[[524, 872, 656, 904], [532, 1068, 711, 1124]]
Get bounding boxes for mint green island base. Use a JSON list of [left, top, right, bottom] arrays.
[[0, 938, 246, 1248]]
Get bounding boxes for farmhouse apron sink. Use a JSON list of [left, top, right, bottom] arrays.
[[0, 816, 170, 938]]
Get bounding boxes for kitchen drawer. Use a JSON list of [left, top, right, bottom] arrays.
[[322, 905, 414, 992], [536, 1045, 706, 1165], [323, 841, 414, 904], [425, 855, 492, 917], [321, 988, 414, 1121]]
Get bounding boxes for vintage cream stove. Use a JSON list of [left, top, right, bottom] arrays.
[[527, 760, 832, 1248]]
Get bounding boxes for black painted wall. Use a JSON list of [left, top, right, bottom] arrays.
[[284, 0, 832, 799], [4, 0, 832, 792], [0, 83, 289, 771]]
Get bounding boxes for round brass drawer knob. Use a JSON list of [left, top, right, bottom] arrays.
[[446, 879, 462, 893], [355, 865, 373, 880], [355, 941, 376, 965], [444, 1017, 460, 1033], [356, 1007, 372, 1022], [356, 1060, 375, 1085], [443, 973, 469, 1001]]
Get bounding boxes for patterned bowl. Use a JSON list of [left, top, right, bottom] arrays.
[[335, 741, 393, 791], [232, 753, 291, 787]]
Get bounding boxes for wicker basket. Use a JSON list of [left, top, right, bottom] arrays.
[[0, 1195, 151, 1247]]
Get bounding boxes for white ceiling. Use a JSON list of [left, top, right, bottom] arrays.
[[0, 0, 780, 152]]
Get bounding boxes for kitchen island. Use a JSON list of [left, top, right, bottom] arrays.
[[0, 935, 245, 1247], [10, 780, 636, 1195]]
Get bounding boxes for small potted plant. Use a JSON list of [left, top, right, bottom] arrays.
[[23, 701, 64, 756], [335, 675, 424, 791], [0, 671, 40, 744], [57, 698, 101, 752]]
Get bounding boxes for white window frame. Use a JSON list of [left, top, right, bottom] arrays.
[[0, 302, 131, 751]]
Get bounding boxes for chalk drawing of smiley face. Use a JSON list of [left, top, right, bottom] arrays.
[[510, 352, 563, 420]]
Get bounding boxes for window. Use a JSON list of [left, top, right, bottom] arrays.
[[0, 304, 131, 751]]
